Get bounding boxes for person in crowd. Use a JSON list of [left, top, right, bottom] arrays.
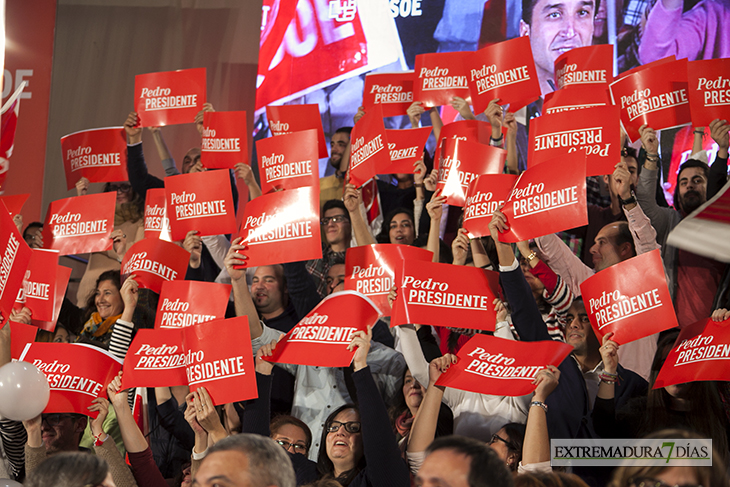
[[307, 199, 352, 298], [22, 221, 44, 249], [320, 127, 352, 205], [24, 452, 116, 487]]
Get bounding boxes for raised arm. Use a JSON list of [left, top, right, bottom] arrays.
[[425, 190, 447, 263], [407, 355, 456, 455], [708, 119, 730, 199], [344, 183, 376, 246], [234, 163, 263, 200], [225, 238, 261, 339], [521, 366, 560, 468]]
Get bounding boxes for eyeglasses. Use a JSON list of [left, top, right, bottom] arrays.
[[321, 215, 349, 226], [108, 183, 132, 193], [42, 413, 76, 426], [630, 477, 703, 487], [489, 433, 511, 448], [274, 439, 308, 454], [327, 421, 361, 434]]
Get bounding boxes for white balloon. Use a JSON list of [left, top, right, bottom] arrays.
[[0, 361, 50, 421], [0, 479, 23, 487]]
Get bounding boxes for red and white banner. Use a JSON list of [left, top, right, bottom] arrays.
[[435, 334, 573, 396], [345, 244, 433, 316], [16, 249, 58, 322], [687, 58, 730, 126], [463, 174, 519, 238], [31, 265, 71, 333], [42, 192, 116, 256], [349, 104, 391, 187], [654, 317, 730, 389], [609, 58, 691, 141], [383, 127, 432, 174], [256, 129, 320, 194], [120, 238, 190, 294], [122, 329, 188, 388], [201, 111, 249, 169], [144, 188, 171, 241], [0, 194, 29, 217], [581, 249, 677, 344], [0, 201, 32, 324], [467, 37, 541, 112], [238, 186, 322, 267], [528, 105, 621, 177], [264, 291, 380, 367], [555, 44, 613, 90], [265, 104, 328, 159], [362, 72, 415, 117], [392, 260, 500, 330], [543, 84, 611, 115], [10, 321, 38, 360], [134, 68, 206, 127], [165, 170, 237, 241], [414, 51, 471, 107], [615, 56, 675, 82], [60, 127, 128, 190], [154, 280, 231, 329], [499, 152, 587, 243], [436, 138, 506, 207], [19, 342, 122, 415], [437, 120, 492, 151]]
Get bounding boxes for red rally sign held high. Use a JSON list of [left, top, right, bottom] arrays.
[[120, 238, 190, 294], [687, 58, 730, 127], [42, 192, 116, 256], [543, 84, 611, 115], [554, 44, 613, 90], [349, 104, 391, 188], [0, 201, 32, 325], [345, 244, 433, 316], [436, 119, 492, 152], [435, 334, 573, 396], [266, 104, 328, 160], [134, 68, 206, 127], [60, 127, 128, 190], [30, 265, 71, 333], [436, 138, 506, 207], [0, 194, 29, 217], [144, 188, 171, 241], [264, 291, 381, 368], [382, 127, 432, 174], [165, 169, 237, 241], [155, 280, 231, 329], [414, 51, 471, 107], [256, 129, 320, 194], [15, 249, 58, 323], [499, 152, 587, 243], [581, 249, 678, 345], [463, 174, 519, 238], [362, 72, 416, 117], [392, 260, 500, 331], [10, 321, 38, 360], [201, 111, 249, 169]]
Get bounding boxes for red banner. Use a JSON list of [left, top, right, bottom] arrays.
[[264, 291, 380, 367], [16, 249, 58, 323], [616, 56, 675, 82], [121, 329, 188, 389], [499, 152, 587, 243], [467, 37, 541, 112], [60, 127, 128, 190], [238, 187, 322, 267], [134, 68, 206, 127], [10, 321, 37, 360], [0, 194, 29, 217], [414, 51, 471, 107], [581, 249, 677, 345], [609, 58, 691, 141], [256, 129, 320, 194], [201, 111, 249, 169], [436, 138, 506, 207], [463, 174, 519, 238], [435, 334, 573, 396], [19, 342, 122, 415], [654, 317, 730, 389], [528, 105, 621, 176], [555, 44, 613, 90], [437, 120, 492, 152], [165, 170, 237, 241], [383, 127, 432, 174], [120, 239, 190, 294], [0, 201, 32, 323], [345, 244, 433, 316], [265, 105, 328, 159], [154, 280, 231, 329], [144, 188, 171, 241], [31, 265, 71, 333], [687, 58, 730, 127], [349, 104, 391, 187], [42, 192, 116, 256], [543, 84, 611, 115], [391, 260, 500, 330], [362, 72, 415, 117]]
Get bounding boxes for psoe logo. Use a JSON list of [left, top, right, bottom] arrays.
[[551, 439, 712, 467], [329, 0, 357, 22]]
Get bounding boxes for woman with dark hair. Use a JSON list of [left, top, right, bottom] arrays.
[[488, 422, 527, 472], [25, 452, 115, 487], [375, 208, 417, 246]]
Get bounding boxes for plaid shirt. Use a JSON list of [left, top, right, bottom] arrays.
[[623, 0, 650, 26], [305, 245, 346, 298]]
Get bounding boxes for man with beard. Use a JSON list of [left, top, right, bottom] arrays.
[[319, 127, 352, 206], [636, 120, 729, 327]]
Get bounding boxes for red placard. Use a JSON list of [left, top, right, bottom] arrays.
[[345, 244, 433, 316], [265, 105, 328, 159], [165, 170, 237, 241], [528, 105, 621, 177], [16, 249, 58, 322], [581, 250, 677, 345], [201, 111, 249, 169], [0, 194, 29, 217], [134, 68, 206, 127], [555, 45, 613, 90], [543, 84, 611, 115], [615, 56, 675, 82], [349, 104, 391, 188], [654, 317, 730, 389], [436, 120, 492, 152], [144, 188, 171, 241], [391, 260, 500, 330], [463, 174, 519, 238], [362, 72, 416, 117], [499, 152, 587, 243], [60, 127, 128, 190], [609, 58, 691, 141], [120, 239, 190, 294], [155, 280, 231, 329], [238, 187, 322, 267], [435, 334, 573, 396], [264, 291, 380, 368], [382, 127, 432, 174], [31, 265, 71, 333], [121, 329, 189, 389], [436, 138, 506, 207], [0, 201, 32, 323], [687, 58, 730, 127], [414, 51, 471, 107], [467, 37, 541, 113], [19, 343, 122, 415], [10, 321, 37, 360], [42, 192, 116, 256], [256, 129, 320, 195]]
